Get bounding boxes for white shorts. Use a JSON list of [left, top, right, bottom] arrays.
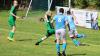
[[55, 29, 66, 39], [69, 29, 78, 37]]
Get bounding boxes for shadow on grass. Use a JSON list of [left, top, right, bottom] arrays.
[[67, 53, 86, 56], [16, 39, 33, 41], [79, 43, 90, 46]]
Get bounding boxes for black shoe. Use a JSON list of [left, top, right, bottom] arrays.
[[35, 42, 39, 45], [62, 51, 66, 56], [54, 39, 57, 43], [57, 52, 61, 56]]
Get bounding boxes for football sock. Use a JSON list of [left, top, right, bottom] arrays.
[[72, 39, 79, 46], [9, 31, 14, 39], [38, 39, 43, 43], [56, 43, 60, 52], [62, 43, 67, 52]]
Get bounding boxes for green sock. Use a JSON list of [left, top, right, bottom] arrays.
[[38, 39, 43, 43], [9, 31, 14, 39]]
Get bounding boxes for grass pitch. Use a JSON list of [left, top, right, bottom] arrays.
[[0, 10, 100, 56]]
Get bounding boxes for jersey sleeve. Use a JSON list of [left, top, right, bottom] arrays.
[[10, 6, 15, 14]]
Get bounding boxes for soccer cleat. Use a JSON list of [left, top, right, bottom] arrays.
[[7, 37, 14, 42], [54, 39, 57, 43], [62, 51, 66, 56], [77, 34, 86, 38], [35, 42, 40, 45], [57, 52, 62, 56], [81, 34, 86, 38]]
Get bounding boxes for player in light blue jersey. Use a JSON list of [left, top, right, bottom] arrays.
[[66, 10, 80, 46], [51, 8, 67, 56]]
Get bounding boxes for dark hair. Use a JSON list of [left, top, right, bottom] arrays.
[[67, 10, 71, 15], [59, 8, 64, 13]]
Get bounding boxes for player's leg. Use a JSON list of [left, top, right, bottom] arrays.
[[35, 31, 50, 45], [35, 29, 55, 45], [76, 34, 86, 38], [75, 30, 85, 38], [69, 30, 80, 46], [95, 22, 99, 30], [61, 29, 67, 56], [8, 26, 16, 41], [56, 30, 61, 56], [35, 36, 47, 45], [8, 20, 16, 41]]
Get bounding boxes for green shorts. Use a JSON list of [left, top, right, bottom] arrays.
[[46, 29, 55, 37], [8, 18, 16, 28]]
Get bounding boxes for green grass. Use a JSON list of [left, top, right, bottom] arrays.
[[0, 10, 100, 56]]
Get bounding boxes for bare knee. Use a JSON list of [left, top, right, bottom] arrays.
[[12, 26, 16, 32]]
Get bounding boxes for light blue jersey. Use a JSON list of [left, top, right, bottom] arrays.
[[66, 15, 76, 30], [53, 13, 67, 30]]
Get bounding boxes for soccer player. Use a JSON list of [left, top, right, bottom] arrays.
[[35, 11, 55, 45], [66, 10, 80, 46], [91, 12, 98, 30], [70, 11, 85, 38], [7, 0, 20, 41], [51, 8, 67, 56]]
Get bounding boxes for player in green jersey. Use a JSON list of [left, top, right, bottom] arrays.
[[35, 11, 55, 45], [7, 0, 20, 41]]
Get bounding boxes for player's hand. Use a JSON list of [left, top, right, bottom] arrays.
[[16, 16, 20, 19]]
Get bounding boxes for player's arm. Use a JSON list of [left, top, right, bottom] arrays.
[[51, 19, 54, 23], [72, 12, 78, 24], [51, 13, 55, 24], [10, 7, 20, 19], [51, 15, 55, 23], [10, 13, 20, 19], [65, 16, 70, 30], [72, 15, 78, 24], [65, 18, 68, 26], [44, 14, 49, 22]]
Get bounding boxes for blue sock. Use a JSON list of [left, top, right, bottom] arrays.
[[62, 43, 67, 52], [56, 43, 60, 52], [72, 39, 79, 46], [77, 34, 82, 38]]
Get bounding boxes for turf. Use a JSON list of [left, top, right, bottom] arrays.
[[0, 10, 100, 56]]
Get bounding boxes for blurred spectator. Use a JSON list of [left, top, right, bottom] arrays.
[[91, 12, 98, 30]]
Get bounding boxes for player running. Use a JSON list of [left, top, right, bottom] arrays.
[[7, 0, 20, 41], [35, 11, 55, 45], [66, 10, 80, 46], [51, 8, 67, 56]]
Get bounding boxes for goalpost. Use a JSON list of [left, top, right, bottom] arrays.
[[69, 0, 71, 9], [23, 0, 71, 19], [23, 0, 53, 19], [24, 0, 33, 19], [48, 0, 53, 11]]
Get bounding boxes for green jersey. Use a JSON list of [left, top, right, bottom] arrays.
[[8, 6, 17, 27], [9, 6, 17, 21], [45, 15, 55, 37], [45, 15, 54, 30]]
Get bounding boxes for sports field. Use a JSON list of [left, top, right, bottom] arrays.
[[0, 10, 100, 56]]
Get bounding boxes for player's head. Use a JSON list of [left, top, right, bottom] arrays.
[[13, 0, 18, 7], [46, 11, 52, 16], [67, 10, 71, 15], [59, 8, 64, 14]]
